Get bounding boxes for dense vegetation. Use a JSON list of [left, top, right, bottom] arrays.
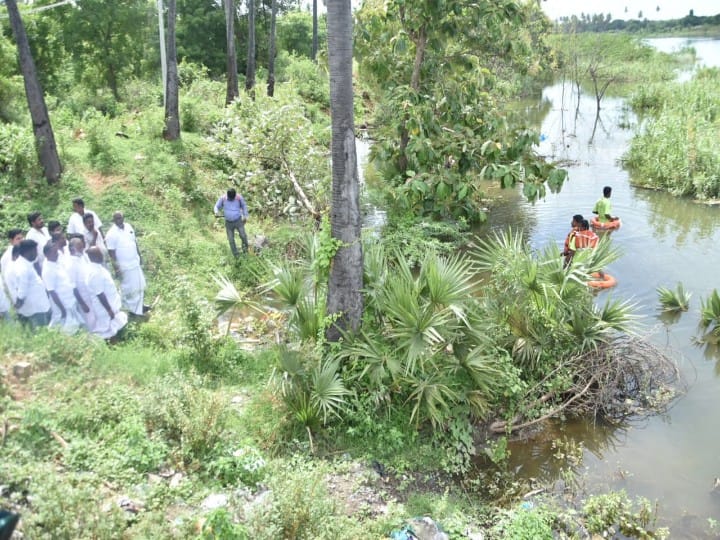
[[0, 1, 697, 538], [626, 67, 720, 199], [552, 10, 720, 34]]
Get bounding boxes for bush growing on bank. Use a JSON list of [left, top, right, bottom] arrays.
[[626, 68, 720, 199]]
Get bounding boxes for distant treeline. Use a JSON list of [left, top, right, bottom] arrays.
[[553, 11, 720, 33]]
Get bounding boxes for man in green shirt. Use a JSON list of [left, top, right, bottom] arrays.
[[593, 186, 619, 224]]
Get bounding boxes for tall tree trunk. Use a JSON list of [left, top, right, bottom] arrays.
[[225, 0, 238, 105], [397, 27, 427, 173], [6, 0, 62, 184], [312, 0, 318, 62], [163, 0, 180, 140], [325, 0, 363, 341], [266, 0, 277, 97], [245, 0, 256, 96]]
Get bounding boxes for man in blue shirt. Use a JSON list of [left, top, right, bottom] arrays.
[[214, 188, 249, 257]]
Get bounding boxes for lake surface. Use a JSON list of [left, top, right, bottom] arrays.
[[480, 37, 720, 535]]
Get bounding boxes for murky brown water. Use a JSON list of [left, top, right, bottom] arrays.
[[477, 37, 720, 535]]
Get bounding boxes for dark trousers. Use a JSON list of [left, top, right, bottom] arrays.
[[18, 310, 51, 330], [225, 218, 248, 257]]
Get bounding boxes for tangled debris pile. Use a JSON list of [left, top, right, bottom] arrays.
[[491, 334, 683, 434]]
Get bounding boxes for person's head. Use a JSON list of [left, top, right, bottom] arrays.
[[581, 219, 590, 231], [27, 212, 43, 229], [48, 220, 63, 240], [86, 246, 104, 264], [72, 198, 85, 214], [227, 188, 236, 201], [69, 236, 85, 256], [112, 211, 124, 228], [7, 228, 24, 246], [43, 241, 58, 262], [572, 214, 584, 228], [18, 239, 38, 262], [603, 186, 612, 198], [83, 213, 95, 230]]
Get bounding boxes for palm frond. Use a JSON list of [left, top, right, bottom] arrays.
[[701, 289, 720, 332], [657, 282, 691, 312], [405, 370, 460, 428], [310, 359, 349, 424]]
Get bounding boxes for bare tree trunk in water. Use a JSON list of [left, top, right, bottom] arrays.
[[163, 0, 180, 140], [245, 0, 256, 96], [6, 0, 62, 183], [225, 0, 239, 105], [266, 0, 277, 97], [325, 0, 363, 341], [312, 0, 318, 62]]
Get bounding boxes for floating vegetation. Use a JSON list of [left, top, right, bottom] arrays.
[[657, 282, 691, 312], [699, 289, 720, 343]]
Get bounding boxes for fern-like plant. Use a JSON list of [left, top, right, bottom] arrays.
[[700, 289, 720, 335], [657, 283, 691, 312]]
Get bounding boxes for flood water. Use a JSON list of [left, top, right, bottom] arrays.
[[480, 37, 720, 535]]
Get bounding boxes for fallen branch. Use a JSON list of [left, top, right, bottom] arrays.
[[280, 155, 320, 220], [51, 431, 69, 448]]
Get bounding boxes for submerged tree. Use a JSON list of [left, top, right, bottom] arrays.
[[5, 0, 62, 183], [163, 0, 180, 140], [325, 0, 363, 341], [225, 0, 239, 105]]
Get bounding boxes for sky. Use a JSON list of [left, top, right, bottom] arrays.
[[540, 0, 720, 21]]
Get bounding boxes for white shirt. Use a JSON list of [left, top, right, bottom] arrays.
[[14, 257, 50, 316], [67, 255, 93, 304], [68, 210, 102, 236], [105, 223, 140, 270], [4, 258, 20, 303], [26, 227, 51, 264], [1, 245, 13, 285], [0, 281, 9, 313], [87, 262, 121, 312], [42, 260, 76, 308]]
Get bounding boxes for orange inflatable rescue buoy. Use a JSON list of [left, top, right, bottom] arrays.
[[588, 272, 617, 289], [590, 216, 621, 230]]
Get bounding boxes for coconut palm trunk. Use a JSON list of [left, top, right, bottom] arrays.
[[325, 0, 363, 341], [163, 0, 180, 140], [5, 0, 62, 184], [245, 0, 255, 95], [312, 0, 318, 62], [225, 0, 239, 105], [266, 0, 277, 97]]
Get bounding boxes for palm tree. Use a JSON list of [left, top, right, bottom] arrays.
[[163, 0, 180, 140], [5, 0, 62, 183], [325, 0, 363, 341], [245, 0, 256, 95], [225, 0, 239, 105], [312, 0, 318, 62], [266, 0, 277, 97]]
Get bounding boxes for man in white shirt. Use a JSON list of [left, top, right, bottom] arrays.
[[1, 228, 24, 281], [106, 211, 147, 316], [67, 237, 95, 330], [83, 213, 107, 255], [67, 198, 102, 236], [13, 240, 51, 329], [0, 275, 10, 321], [25, 212, 51, 269], [42, 242, 84, 333], [86, 247, 127, 340]]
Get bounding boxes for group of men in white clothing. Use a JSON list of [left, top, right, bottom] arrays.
[[0, 198, 148, 340]]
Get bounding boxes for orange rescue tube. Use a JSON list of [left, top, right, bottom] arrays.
[[590, 216, 621, 230], [588, 272, 617, 289]]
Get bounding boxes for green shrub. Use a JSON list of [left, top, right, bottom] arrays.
[[142, 371, 229, 464], [0, 123, 38, 179]]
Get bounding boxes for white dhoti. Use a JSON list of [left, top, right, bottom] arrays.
[[119, 265, 146, 315], [49, 300, 83, 334], [91, 309, 128, 339]]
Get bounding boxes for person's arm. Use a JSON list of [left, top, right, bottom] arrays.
[[48, 290, 67, 319], [214, 197, 223, 216], [107, 248, 121, 277], [73, 288, 89, 313], [14, 270, 27, 310], [97, 292, 115, 319]]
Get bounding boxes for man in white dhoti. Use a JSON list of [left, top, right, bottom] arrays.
[[105, 211, 147, 316], [41, 242, 84, 333], [13, 240, 51, 330], [1, 228, 24, 280], [25, 212, 51, 269], [67, 237, 95, 330], [86, 247, 127, 340]]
